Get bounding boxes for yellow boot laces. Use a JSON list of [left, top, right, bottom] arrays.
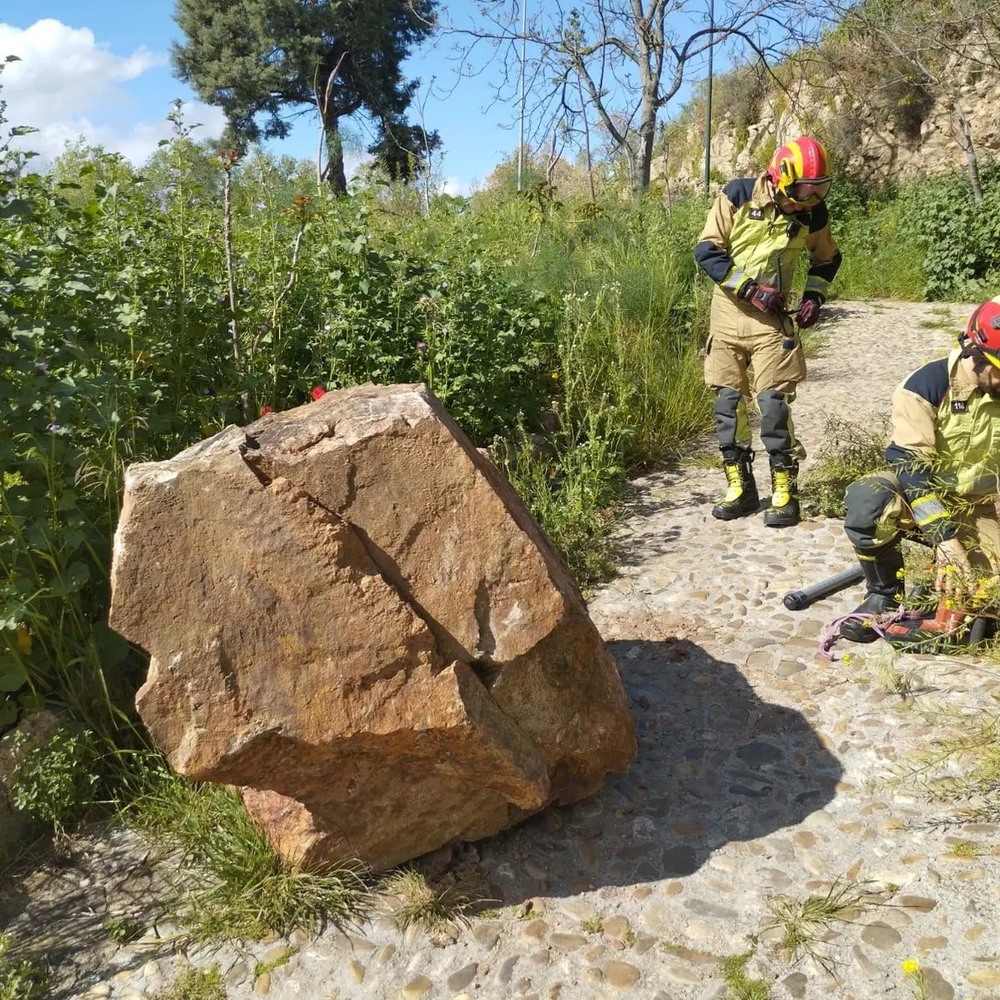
[[723, 463, 745, 503], [771, 469, 792, 507]]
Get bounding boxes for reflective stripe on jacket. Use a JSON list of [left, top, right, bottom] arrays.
[[885, 349, 1000, 542], [693, 175, 841, 299]]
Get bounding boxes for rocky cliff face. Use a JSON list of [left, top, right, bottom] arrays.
[[658, 42, 1000, 191]]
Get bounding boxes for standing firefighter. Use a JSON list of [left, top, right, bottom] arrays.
[[839, 298, 1000, 643], [694, 135, 842, 527]]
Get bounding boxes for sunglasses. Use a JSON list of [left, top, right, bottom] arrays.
[[785, 178, 832, 206]]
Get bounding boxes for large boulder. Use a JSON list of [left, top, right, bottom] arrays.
[[109, 384, 635, 871]]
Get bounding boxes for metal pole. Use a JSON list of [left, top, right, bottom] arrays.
[[703, 0, 714, 193], [517, 0, 527, 191]]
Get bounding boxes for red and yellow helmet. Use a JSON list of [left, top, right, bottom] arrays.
[[767, 136, 832, 207], [963, 297, 1000, 369]]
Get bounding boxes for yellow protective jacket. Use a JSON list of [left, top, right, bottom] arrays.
[[693, 175, 841, 300], [886, 349, 1000, 542]]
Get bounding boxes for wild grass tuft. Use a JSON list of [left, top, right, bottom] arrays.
[[379, 866, 484, 932], [120, 751, 370, 941], [149, 965, 225, 1000], [764, 879, 876, 971], [947, 839, 986, 858], [720, 950, 770, 1000]]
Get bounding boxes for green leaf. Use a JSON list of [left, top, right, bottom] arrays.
[[0, 653, 27, 692], [0, 697, 17, 728]]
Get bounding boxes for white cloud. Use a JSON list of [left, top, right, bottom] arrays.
[[0, 19, 226, 166], [441, 176, 476, 197]]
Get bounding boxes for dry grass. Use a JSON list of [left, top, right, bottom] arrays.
[[379, 867, 486, 932]]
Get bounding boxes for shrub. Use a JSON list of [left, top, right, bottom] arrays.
[[801, 416, 890, 518], [7, 722, 99, 834], [0, 933, 50, 1000]]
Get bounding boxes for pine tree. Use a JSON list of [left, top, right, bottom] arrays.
[[172, 0, 437, 194]]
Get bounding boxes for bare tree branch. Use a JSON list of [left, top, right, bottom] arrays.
[[443, 0, 815, 192]]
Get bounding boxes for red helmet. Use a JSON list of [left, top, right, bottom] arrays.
[[768, 136, 832, 207], [963, 297, 1000, 369]]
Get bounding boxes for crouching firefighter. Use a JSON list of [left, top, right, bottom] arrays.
[[839, 297, 1000, 644], [694, 135, 842, 527]]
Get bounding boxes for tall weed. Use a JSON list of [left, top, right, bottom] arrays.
[[120, 752, 370, 940]]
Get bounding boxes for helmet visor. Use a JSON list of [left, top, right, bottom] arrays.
[[979, 347, 1000, 371], [786, 178, 832, 206]]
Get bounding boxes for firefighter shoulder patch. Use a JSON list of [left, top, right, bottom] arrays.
[[951, 399, 969, 413], [748, 207, 764, 220]]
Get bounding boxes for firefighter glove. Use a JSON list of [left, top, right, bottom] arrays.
[[739, 282, 786, 315], [796, 293, 823, 328]]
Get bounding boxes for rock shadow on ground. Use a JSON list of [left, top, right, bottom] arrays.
[[478, 638, 842, 904]]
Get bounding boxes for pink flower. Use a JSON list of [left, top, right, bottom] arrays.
[[311, 385, 327, 401], [259, 405, 274, 416]]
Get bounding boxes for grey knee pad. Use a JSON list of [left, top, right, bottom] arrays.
[[757, 389, 791, 455], [844, 476, 900, 550], [714, 387, 743, 452]]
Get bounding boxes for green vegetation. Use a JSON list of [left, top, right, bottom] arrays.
[[6, 722, 99, 835], [253, 947, 297, 979], [173, 0, 437, 195], [0, 933, 50, 1000], [720, 951, 770, 1000], [150, 965, 225, 1000], [116, 752, 369, 941], [379, 867, 484, 932], [903, 712, 1000, 822], [800, 416, 890, 519], [0, 81, 715, 740], [764, 879, 875, 972], [948, 839, 986, 858], [102, 912, 143, 945], [902, 959, 931, 1000], [869, 648, 921, 698]]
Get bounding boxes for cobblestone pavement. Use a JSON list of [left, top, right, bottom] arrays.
[[4, 301, 1000, 1000]]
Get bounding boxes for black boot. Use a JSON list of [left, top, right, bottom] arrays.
[[763, 455, 800, 528], [712, 448, 759, 520], [839, 546, 905, 643]]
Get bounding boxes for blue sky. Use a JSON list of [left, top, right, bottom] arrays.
[[0, 2, 713, 194], [0, 1, 542, 194]]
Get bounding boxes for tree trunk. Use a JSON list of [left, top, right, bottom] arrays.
[[953, 98, 983, 206], [632, 126, 655, 195], [576, 72, 596, 203], [632, 88, 658, 195], [325, 127, 348, 197]]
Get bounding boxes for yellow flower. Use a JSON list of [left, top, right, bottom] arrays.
[[842, 653, 853, 664], [550, 370, 560, 381], [901, 959, 921, 977], [14, 626, 32, 656]]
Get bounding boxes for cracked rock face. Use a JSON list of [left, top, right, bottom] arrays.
[[109, 384, 636, 871]]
